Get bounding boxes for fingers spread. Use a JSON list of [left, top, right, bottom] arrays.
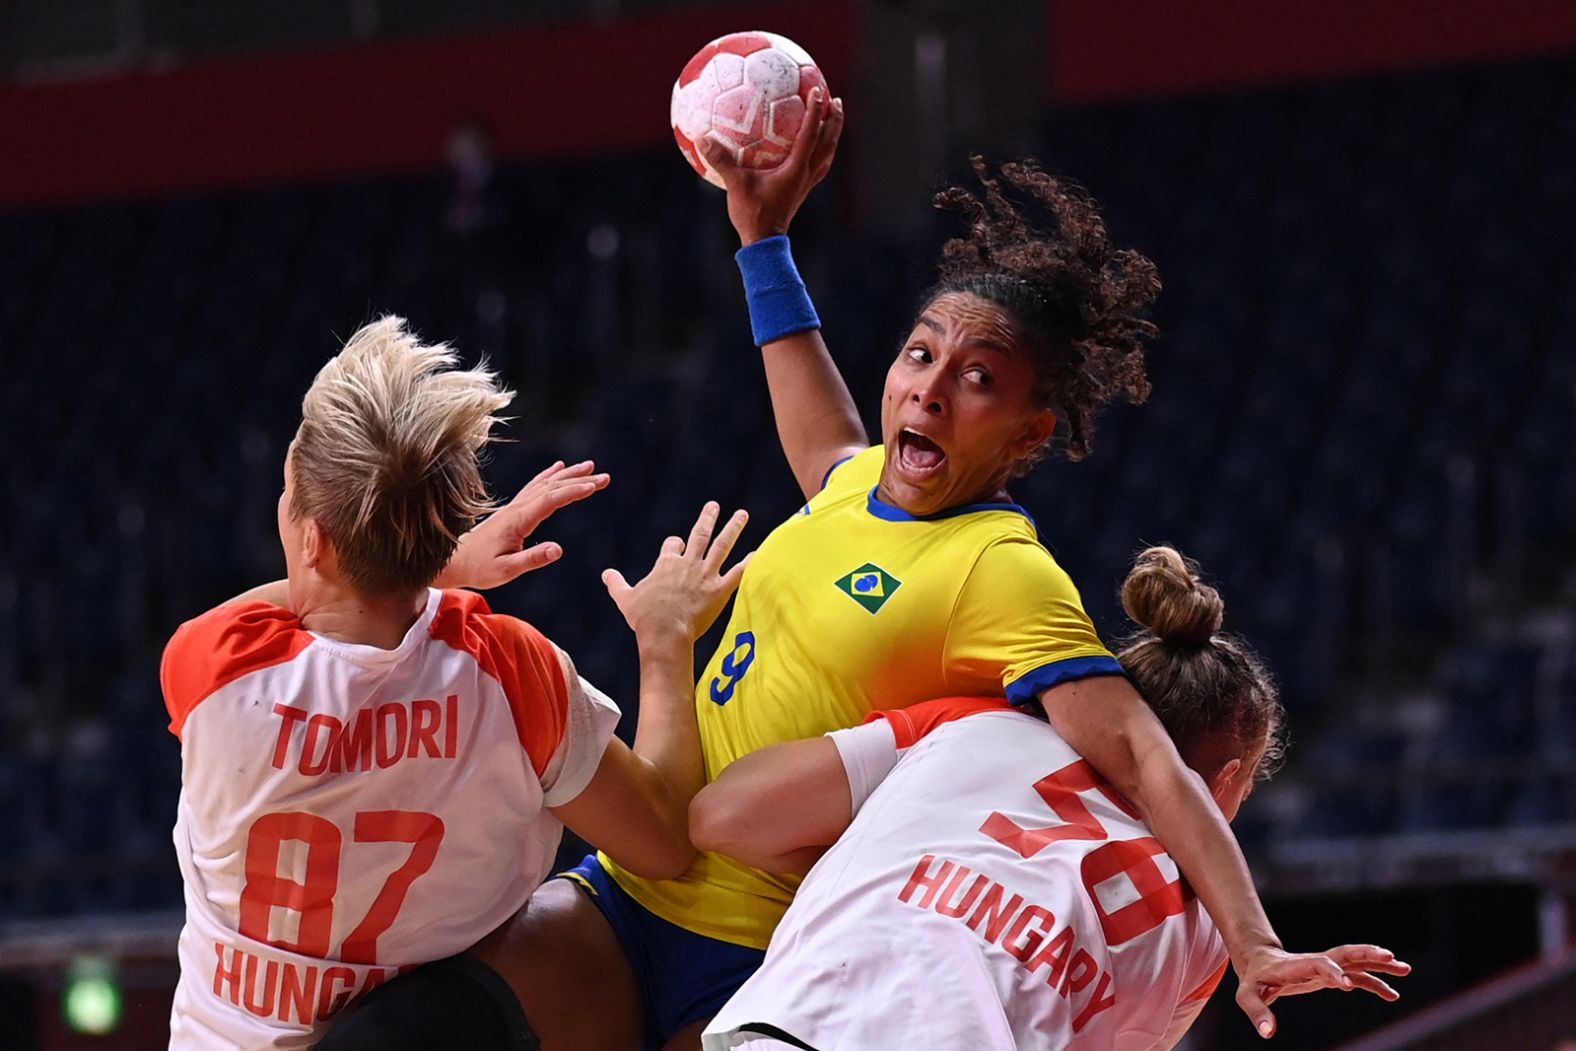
[[719, 550, 753, 593], [542, 459, 597, 483], [601, 568, 630, 595], [516, 459, 593, 496], [507, 462, 606, 521], [1290, 955, 1348, 990], [686, 502, 720, 557], [524, 460, 567, 487], [1326, 945, 1404, 969], [1346, 973, 1400, 1001], [540, 477, 607, 510], [705, 509, 749, 570]]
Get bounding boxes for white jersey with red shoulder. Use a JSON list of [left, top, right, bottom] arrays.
[[161, 588, 620, 1050], [704, 697, 1228, 1051]]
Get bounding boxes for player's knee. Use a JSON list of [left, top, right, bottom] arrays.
[[314, 955, 539, 1051]]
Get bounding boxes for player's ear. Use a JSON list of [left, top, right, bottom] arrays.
[[1009, 408, 1056, 460], [301, 518, 329, 570], [1208, 758, 1243, 806]]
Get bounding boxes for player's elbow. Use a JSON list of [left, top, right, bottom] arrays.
[[688, 783, 759, 861], [627, 800, 698, 880], [607, 826, 696, 881], [621, 845, 696, 881]]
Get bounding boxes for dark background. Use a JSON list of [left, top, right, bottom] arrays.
[[1, 2, 1574, 1048]]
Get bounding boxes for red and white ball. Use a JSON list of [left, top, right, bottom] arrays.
[[670, 31, 827, 188]]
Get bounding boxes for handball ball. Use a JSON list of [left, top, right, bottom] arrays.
[[671, 31, 827, 188]]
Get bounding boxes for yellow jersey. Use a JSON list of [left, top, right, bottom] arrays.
[[602, 445, 1121, 948]]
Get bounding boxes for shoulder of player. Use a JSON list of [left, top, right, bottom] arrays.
[[161, 600, 312, 736], [823, 444, 882, 490], [953, 531, 1075, 597], [428, 588, 565, 695], [428, 589, 575, 770], [871, 695, 1023, 749], [975, 526, 1060, 558], [806, 444, 883, 506]]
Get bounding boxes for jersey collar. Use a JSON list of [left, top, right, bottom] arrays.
[[306, 588, 443, 666], [865, 486, 1036, 527]]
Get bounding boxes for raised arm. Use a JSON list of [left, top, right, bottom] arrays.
[[700, 92, 867, 498], [758, 323, 868, 499], [1041, 675, 1379, 1039], [551, 503, 750, 879]]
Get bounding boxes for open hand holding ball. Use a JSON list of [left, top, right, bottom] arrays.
[[671, 31, 829, 188]]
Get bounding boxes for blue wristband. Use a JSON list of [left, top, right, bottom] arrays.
[[735, 234, 821, 346]]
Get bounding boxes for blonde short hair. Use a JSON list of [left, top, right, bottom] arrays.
[[290, 316, 512, 595]]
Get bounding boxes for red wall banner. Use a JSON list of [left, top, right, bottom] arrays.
[[0, 3, 855, 207], [2, 0, 1574, 207], [1048, 0, 1576, 102]]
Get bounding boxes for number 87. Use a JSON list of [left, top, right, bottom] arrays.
[[237, 809, 445, 965], [979, 759, 1188, 945]]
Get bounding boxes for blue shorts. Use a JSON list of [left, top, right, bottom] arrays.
[[558, 854, 766, 1049]]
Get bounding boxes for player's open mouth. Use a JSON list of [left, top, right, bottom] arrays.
[[896, 428, 946, 477]]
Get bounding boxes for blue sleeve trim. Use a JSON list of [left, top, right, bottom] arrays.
[[735, 234, 821, 346], [820, 454, 856, 491], [1005, 655, 1126, 706]]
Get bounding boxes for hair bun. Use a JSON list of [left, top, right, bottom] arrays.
[[1120, 546, 1224, 646]]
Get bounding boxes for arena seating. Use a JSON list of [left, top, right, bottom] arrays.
[[0, 56, 1572, 918]]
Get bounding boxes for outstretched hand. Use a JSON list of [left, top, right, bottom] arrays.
[[437, 460, 610, 591], [1235, 943, 1411, 1038], [701, 88, 845, 245], [603, 502, 751, 644]]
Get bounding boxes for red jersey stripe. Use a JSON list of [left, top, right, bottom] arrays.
[[427, 589, 568, 776], [161, 601, 313, 739], [867, 695, 1016, 749], [1182, 960, 1230, 1004]]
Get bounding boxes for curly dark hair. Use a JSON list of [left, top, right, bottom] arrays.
[[925, 156, 1159, 466]]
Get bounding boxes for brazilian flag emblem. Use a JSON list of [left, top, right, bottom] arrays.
[[835, 563, 902, 614]]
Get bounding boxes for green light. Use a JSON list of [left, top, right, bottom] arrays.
[[62, 956, 123, 1036]]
